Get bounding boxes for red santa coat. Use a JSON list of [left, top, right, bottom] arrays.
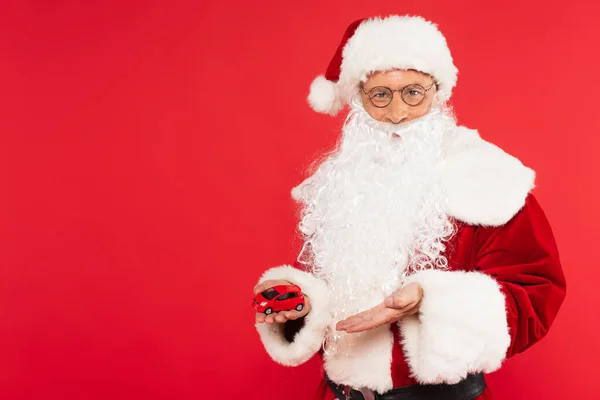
[[255, 127, 566, 399]]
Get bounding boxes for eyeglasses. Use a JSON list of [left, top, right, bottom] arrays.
[[361, 81, 437, 108]]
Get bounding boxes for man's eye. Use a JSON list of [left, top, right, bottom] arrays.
[[407, 90, 422, 97]]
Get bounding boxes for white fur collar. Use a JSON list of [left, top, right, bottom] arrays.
[[291, 126, 535, 227]]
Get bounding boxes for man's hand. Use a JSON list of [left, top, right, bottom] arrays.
[[336, 283, 423, 333], [253, 279, 311, 325]]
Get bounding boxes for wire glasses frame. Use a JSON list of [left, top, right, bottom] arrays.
[[361, 81, 437, 108]]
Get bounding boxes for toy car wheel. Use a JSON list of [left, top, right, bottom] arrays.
[[265, 308, 273, 315], [295, 304, 304, 311]]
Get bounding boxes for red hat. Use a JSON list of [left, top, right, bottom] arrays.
[[308, 15, 458, 116]]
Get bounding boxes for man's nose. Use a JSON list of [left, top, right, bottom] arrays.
[[386, 95, 409, 124]]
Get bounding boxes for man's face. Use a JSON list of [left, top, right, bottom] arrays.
[[360, 69, 437, 125]]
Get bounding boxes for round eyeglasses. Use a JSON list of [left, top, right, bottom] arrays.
[[361, 81, 437, 108]]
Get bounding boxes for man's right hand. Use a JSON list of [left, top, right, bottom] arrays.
[[253, 279, 311, 324]]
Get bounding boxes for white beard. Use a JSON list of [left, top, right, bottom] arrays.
[[296, 97, 457, 353]]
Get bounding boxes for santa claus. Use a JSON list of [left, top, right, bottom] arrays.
[[253, 15, 566, 400]]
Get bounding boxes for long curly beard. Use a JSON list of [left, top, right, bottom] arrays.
[[296, 97, 457, 353]]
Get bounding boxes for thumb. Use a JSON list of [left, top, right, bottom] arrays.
[[385, 292, 409, 309]]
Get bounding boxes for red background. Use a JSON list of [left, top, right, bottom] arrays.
[[1, 1, 598, 399]]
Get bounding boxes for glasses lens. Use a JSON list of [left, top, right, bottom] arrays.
[[401, 84, 426, 106], [369, 87, 393, 107]]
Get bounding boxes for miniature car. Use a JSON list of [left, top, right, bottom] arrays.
[[253, 284, 305, 315]]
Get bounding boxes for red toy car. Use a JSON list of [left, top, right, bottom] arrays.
[[253, 284, 305, 315]]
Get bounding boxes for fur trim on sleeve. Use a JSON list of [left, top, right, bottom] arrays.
[[255, 265, 331, 366], [398, 269, 510, 384]]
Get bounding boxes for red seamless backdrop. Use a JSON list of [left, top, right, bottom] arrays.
[[1, 1, 598, 399]]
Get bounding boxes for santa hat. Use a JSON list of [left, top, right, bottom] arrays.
[[308, 15, 458, 116]]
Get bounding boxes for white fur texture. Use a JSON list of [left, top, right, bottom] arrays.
[[399, 269, 511, 384], [441, 127, 536, 226], [255, 265, 331, 366], [308, 15, 458, 115], [293, 126, 534, 226], [307, 75, 344, 115], [324, 325, 395, 393]]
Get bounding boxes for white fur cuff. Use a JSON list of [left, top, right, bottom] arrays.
[[399, 269, 510, 384], [255, 265, 331, 366]]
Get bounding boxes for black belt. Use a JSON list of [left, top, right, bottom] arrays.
[[326, 373, 486, 400]]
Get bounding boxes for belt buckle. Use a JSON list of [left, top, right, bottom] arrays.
[[358, 387, 375, 400], [341, 385, 375, 400], [343, 385, 351, 400]]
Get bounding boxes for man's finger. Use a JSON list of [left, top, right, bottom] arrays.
[[282, 310, 297, 320], [253, 279, 292, 295], [285, 310, 303, 320], [256, 312, 266, 323], [264, 314, 277, 324], [385, 295, 413, 309], [274, 312, 288, 323], [337, 305, 382, 331], [347, 311, 390, 332], [341, 307, 403, 333], [253, 281, 271, 295]]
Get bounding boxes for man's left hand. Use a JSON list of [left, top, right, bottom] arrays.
[[335, 283, 423, 333]]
